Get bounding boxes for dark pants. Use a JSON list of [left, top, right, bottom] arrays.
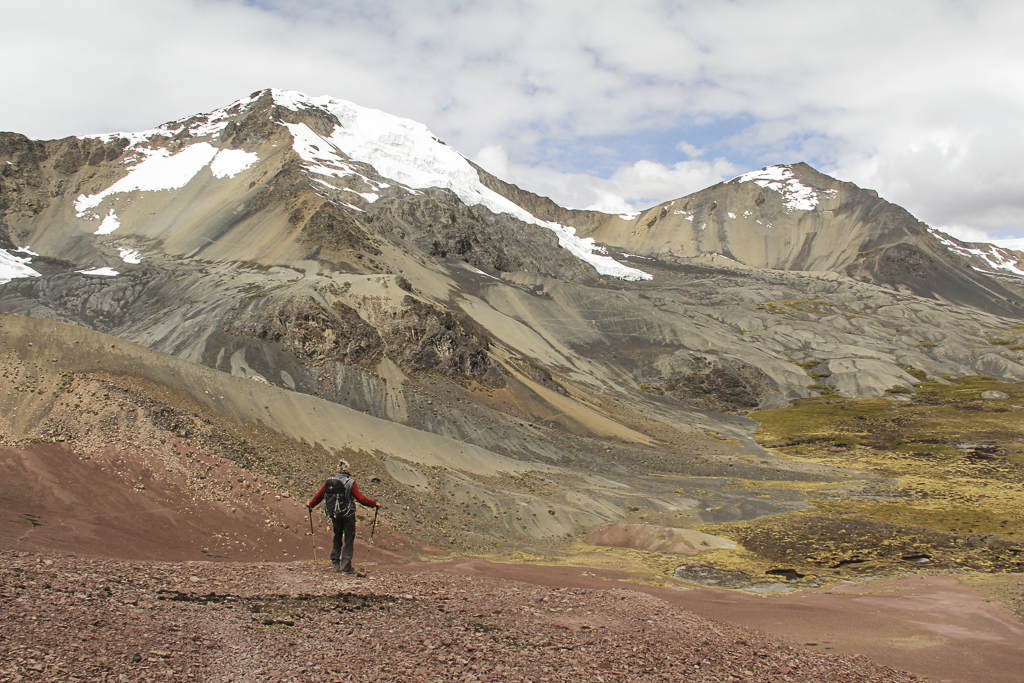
[[330, 513, 356, 572]]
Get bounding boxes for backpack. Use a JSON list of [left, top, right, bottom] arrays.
[[323, 475, 356, 518]]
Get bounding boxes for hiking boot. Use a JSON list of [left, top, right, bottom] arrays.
[[331, 562, 340, 573], [356, 569, 367, 578], [341, 569, 355, 576]]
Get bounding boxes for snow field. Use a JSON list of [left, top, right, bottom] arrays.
[[75, 143, 258, 218], [0, 249, 41, 285], [75, 267, 119, 277]]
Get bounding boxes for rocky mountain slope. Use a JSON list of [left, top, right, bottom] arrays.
[[2, 87, 1024, 560], [585, 162, 1024, 315]]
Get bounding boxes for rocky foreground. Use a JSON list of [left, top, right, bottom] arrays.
[[0, 549, 926, 683]]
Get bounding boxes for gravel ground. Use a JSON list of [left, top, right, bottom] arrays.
[[0, 549, 927, 683]]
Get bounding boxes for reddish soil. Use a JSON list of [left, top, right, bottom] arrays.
[[402, 558, 1024, 683], [3, 441, 1022, 683], [1, 547, 927, 683], [0, 443, 419, 565]]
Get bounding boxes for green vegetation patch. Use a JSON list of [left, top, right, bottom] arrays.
[[756, 299, 827, 316], [694, 375, 1024, 579], [695, 508, 1022, 582]]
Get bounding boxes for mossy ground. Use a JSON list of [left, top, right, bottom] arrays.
[[691, 375, 1024, 582]]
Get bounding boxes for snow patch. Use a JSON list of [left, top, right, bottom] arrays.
[[474, 268, 502, 281], [929, 227, 1024, 277], [76, 267, 119, 277], [210, 148, 258, 178], [118, 247, 142, 264], [272, 90, 650, 281], [618, 211, 641, 221], [285, 122, 389, 201], [0, 249, 41, 285], [727, 212, 737, 219], [345, 189, 379, 202], [94, 208, 121, 235], [708, 253, 739, 263], [13, 246, 38, 257], [75, 142, 219, 216], [731, 165, 826, 213], [284, 122, 363, 180]]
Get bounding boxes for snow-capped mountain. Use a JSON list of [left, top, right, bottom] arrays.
[[5, 89, 648, 285], [3, 87, 1022, 295], [3, 86, 1024, 423]]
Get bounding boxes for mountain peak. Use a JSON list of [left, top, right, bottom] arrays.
[[64, 89, 652, 282], [727, 163, 838, 213]]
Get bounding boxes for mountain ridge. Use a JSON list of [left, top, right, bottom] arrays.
[[5, 88, 1024, 288]]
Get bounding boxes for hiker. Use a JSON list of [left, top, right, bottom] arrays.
[[307, 459, 383, 574]]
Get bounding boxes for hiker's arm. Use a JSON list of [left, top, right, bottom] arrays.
[[307, 482, 327, 509], [351, 481, 381, 508]]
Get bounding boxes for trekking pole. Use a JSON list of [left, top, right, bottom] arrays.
[[367, 506, 379, 561], [307, 506, 317, 565]]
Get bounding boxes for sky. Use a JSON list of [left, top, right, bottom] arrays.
[[2, 0, 1024, 244]]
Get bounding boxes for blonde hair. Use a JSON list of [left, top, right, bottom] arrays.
[[338, 458, 351, 474]]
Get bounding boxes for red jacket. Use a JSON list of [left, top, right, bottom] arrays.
[[307, 478, 378, 509]]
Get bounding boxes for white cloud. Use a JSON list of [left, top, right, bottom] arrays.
[[474, 145, 510, 180], [938, 224, 1024, 249], [603, 158, 740, 207], [471, 146, 738, 213], [933, 224, 996, 244], [3, 1, 1024, 236], [676, 141, 704, 159]]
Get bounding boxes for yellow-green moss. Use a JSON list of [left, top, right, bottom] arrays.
[[692, 375, 1024, 579]]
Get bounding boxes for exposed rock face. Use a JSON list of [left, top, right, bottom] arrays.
[[584, 163, 918, 272], [385, 296, 503, 384], [642, 354, 768, 414], [227, 296, 384, 367], [365, 188, 591, 279], [0, 133, 50, 222]]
